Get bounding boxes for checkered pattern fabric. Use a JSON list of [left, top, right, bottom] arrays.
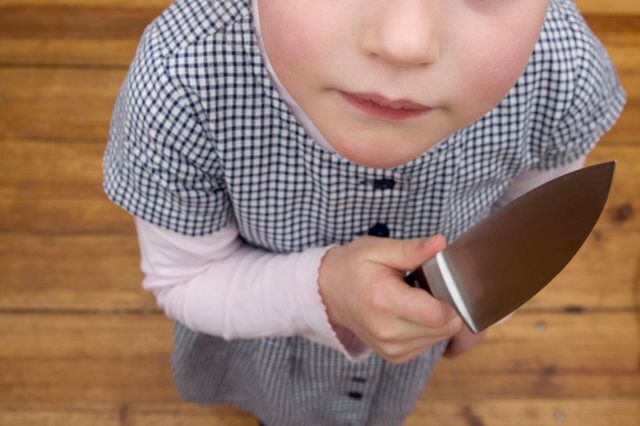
[[103, 0, 625, 424]]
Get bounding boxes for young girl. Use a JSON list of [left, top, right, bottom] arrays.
[[103, 0, 625, 424]]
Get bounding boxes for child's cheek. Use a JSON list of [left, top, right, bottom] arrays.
[[271, 25, 311, 58], [476, 51, 527, 94], [260, 13, 323, 88], [462, 35, 537, 108]]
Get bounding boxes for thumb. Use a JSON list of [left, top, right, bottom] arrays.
[[367, 234, 446, 271]]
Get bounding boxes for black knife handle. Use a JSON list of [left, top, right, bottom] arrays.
[[404, 267, 432, 295]]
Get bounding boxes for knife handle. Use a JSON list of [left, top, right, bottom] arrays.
[[404, 267, 432, 295]]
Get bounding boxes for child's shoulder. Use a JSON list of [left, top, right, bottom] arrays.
[[122, 0, 253, 106], [543, 0, 606, 54], [535, 0, 616, 80], [138, 0, 251, 67]]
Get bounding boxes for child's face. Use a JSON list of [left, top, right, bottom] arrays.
[[258, 0, 549, 168]]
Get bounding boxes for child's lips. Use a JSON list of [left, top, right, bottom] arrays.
[[340, 91, 432, 121]]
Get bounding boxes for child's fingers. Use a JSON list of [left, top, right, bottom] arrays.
[[367, 313, 461, 344], [382, 279, 461, 330], [364, 234, 446, 271], [371, 329, 455, 364]]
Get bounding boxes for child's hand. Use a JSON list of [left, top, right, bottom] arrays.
[[318, 235, 463, 364]]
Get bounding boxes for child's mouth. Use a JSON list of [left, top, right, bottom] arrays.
[[340, 91, 432, 121]]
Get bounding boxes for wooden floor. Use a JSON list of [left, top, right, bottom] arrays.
[[1, 1, 639, 425]]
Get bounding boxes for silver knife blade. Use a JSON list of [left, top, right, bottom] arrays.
[[407, 161, 615, 333]]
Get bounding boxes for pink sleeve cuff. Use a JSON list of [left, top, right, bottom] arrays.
[[297, 246, 371, 361]]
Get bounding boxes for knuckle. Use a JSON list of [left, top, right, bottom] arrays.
[[370, 321, 394, 342], [446, 316, 464, 335], [426, 308, 449, 329], [379, 344, 406, 364]]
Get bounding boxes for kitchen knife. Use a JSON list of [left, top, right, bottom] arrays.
[[404, 161, 615, 333]]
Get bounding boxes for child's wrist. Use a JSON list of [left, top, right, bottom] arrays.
[[317, 245, 346, 330]]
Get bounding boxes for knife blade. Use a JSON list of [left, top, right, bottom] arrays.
[[404, 161, 615, 333]]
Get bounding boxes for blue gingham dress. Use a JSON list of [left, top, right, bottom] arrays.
[[103, 0, 625, 424]]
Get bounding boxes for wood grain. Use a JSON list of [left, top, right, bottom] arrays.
[[0, 312, 637, 401], [0, 227, 636, 311], [1, 67, 639, 143], [1, 0, 638, 425]]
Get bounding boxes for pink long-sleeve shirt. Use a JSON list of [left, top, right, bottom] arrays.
[[135, 0, 584, 361]]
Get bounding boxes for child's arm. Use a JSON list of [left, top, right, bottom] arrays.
[[137, 217, 461, 364], [136, 217, 370, 360]]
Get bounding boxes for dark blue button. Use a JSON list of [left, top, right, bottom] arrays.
[[352, 377, 366, 383], [373, 178, 395, 190], [368, 223, 390, 238], [347, 391, 363, 400]]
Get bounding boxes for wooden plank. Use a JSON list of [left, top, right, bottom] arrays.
[[0, 405, 121, 426], [585, 15, 640, 48], [0, 399, 637, 426], [0, 403, 257, 426], [0, 312, 637, 405], [4, 32, 632, 74], [0, 39, 140, 68], [602, 101, 640, 145], [0, 139, 134, 235], [525, 226, 640, 309], [585, 146, 639, 231], [0, 0, 170, 6], [0, 29, 637, 71], [0, 4, 158, 40], [577, 0, 640, 15], [0, 27, 637, 72], [0, 234, 151, 311], [126, 403, 266, 426], [0, 2, 636, 426], [1, 0, 632, 14], [0, 140, 637, 311], [0, 68, 125, 141], [0, 144, 636, 309], [1, 66, 638, 142], [0, 225, 636, 311], [1, 140, 638, 234], [0, 0, 620, 13], [436, 310, 640, 376], [407, 399, 640, 426], [0, 37, 640, 74], [0, 2, 637, 67], [0, 314, 176, 404], [1, 0, 632, 18], [424, 310, 640, 398], [0, 0, 164, 67]]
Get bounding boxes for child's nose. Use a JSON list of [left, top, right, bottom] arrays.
[[361, 1, 440, 68]]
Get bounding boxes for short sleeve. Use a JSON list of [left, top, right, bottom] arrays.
[[103, 38, 232, 236], [534, 5, 626, 170]]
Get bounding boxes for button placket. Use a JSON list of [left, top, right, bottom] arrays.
[[366, 175, 404, 239]]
